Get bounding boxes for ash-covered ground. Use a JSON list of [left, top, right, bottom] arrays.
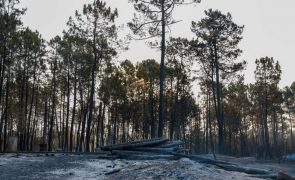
[[0, 153, 294, 180]]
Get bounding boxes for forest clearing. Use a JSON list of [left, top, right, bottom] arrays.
[[0, 152, 295, 179], [1, 139, 295, 179], [1, 0, 295, 179]]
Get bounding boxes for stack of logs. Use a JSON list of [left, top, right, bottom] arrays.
[[100, 138, 295, 180], [101, 138, 185, 160]]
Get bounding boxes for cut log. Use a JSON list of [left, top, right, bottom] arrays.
[[111, 150, 179, 160], [157, 141, 183, 148], [174, 148, 190, 153], [100, 139, 277, 178], [171, 153, 233, 165], [215, 164, 272, 175], [277, 172, 295, 180], [112, 150, 154, 156], [105, 169, 121, 175], [130, 147, 177, 154], [101, 138, 169, 151], [171, 152, 276, 176], [248, 174, 278, 179], [122, 154, 179, 160]]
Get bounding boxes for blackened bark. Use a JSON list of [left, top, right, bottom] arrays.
[[48, 60, 57, 151], [70, 62, 77, 151], [30, 87, 38, 151], [158, 0, 166, 138], [65, 65, 70, 151], [3, 71, 10, 152], [100, 103, 106, 146], [212, 41, 224, 154], [26, 56, 37, 151], [263, 77, 271, 159], [86, 16, 98, 152], [96, 102, 102, 148], [43, 100, 48, 144]]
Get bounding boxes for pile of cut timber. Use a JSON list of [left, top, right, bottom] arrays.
[[101, 138, 185, 160], [101, 138, 295, 179]]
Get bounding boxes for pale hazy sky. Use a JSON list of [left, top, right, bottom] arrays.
[[20, 0, 295, 87]]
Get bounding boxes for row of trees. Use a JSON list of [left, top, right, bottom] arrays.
[[0, 0, 294, 159]]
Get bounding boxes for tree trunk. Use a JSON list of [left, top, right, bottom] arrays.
[[149, 82, 156, 139], [24, 66, 29, 151], [3, 71, 10, 152], [0, 41, 6, 151], [0, 106, 3, 151], [48, 60, 57, 151], [213, 41, 224, 154], [61, 90, 65, 149], [65, 65, 70, 151], [208, 88, 216, 159], [205, 91, 209, 154], [80, 86, 89, 152], [70, 62, 77, 152], [158, 0, 166, 138], [19, 58, 26, 151], [30, 87, 38, 151], [263, 85, 271, 159], [76, 81, 83, 152], [86, 16, 99, 152], [96, 102, 102, 148], [26, 56, 37, 151], [100, 103, 106, 146], [43, 100, 48, 144], [169, 78, 174, 140]]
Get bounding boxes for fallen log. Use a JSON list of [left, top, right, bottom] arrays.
[[157, 141, 183, 148], [171, 152, 233, 165], [215, 164, 272, 175], [174, 148, 190, 153], [122, 154, 179, 160], [130, 147, 177, 154], [111, 150, 179, 160], [101, 138, 169, 151], [171, 152, 276, 176], [105, 169, 121, 175], [277, 172, 295, 180], [248, 172, 295, 180], [248, 174, 278, 179], [103, 139, 282, 179], [112, 150, 154, 156]]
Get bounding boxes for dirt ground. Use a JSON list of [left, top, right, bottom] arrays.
[[0, 153, 294, 180], [200, 154, 295, 177]]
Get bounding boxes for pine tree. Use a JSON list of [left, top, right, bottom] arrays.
[[128, 0, 201, 138], [190, 9, 245, 153]]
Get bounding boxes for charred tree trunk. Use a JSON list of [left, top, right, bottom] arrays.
[[213, 41, 224, 154], [65, 65, 70, 151], [80, 85, 89, 152], [70, 62, 77, 152], [26, 56, 37, 151], [100, 103, 106, 146], [30, 87, 38, 151], [43, 100, 48, 144], [158, 0, 166, 138], [149, 82, 156, 139], [76, 80, 83, 151], [48, 60, 57, 151], [0, 40, 6, 152], [3, 70, 10, 152], [96, 102, 102, 148]]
